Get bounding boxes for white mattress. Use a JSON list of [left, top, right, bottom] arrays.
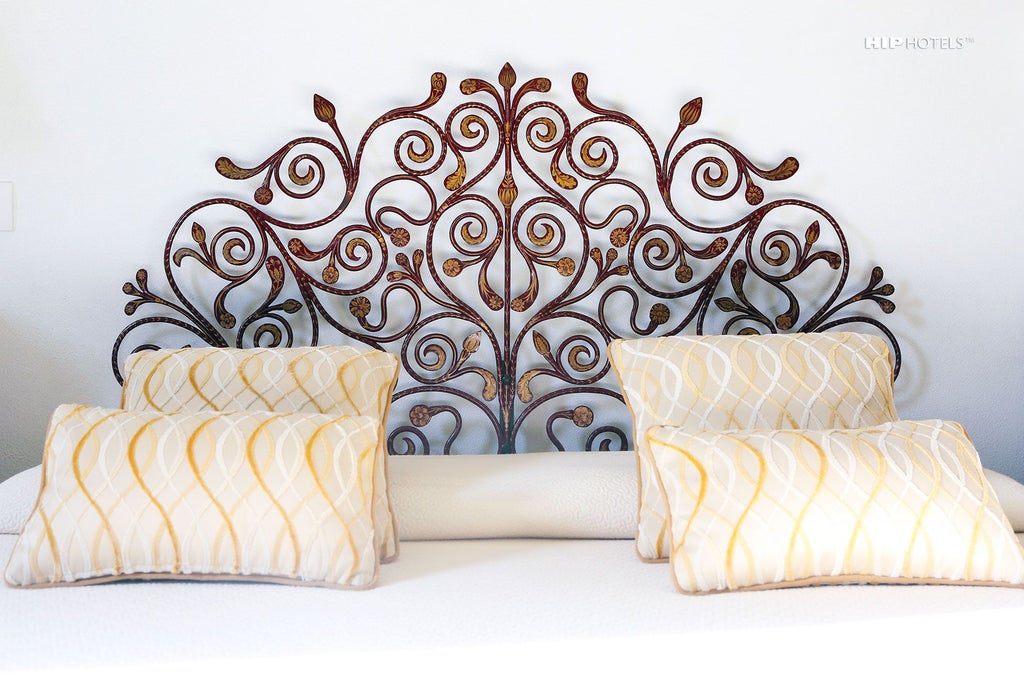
[[3, 534, 1024, 680], [4, 454, 1024, 680]]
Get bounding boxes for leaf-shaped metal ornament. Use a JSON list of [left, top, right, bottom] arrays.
[[313, 94, 336, 123]]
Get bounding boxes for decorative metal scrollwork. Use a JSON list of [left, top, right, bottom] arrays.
[[114, 63, 899, 455]]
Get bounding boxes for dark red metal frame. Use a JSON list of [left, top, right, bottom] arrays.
[[113, 64, 899, 455]]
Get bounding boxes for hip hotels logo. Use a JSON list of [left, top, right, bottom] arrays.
[[864, 36, 975, 50]]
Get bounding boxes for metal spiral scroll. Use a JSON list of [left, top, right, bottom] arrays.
[[113, 63, 900, 455]]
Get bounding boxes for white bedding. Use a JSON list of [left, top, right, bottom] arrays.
[[3, 534, 1024, 679], [4, 454, 1024, 680]]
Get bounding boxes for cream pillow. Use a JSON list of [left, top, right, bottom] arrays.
[[389, 451, 637, 540], [5, 405, 381, 590], [646, 420, 1024, 594], [121, 346, 401, 561], [609, 332, 897, 561]]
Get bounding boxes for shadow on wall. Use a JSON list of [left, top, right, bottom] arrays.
[[0, 318, 104, 482]]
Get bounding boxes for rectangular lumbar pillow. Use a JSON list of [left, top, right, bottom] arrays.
[[120, 346, 401, 561], [646, 420, 1024, 594], [4, 405, 381, 590], [608, 332, 897, 562], [389, 451, 637, 540]]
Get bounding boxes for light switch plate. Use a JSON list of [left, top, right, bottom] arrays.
[[0, 182, 13, 231]]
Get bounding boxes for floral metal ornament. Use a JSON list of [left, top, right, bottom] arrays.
[[114, 63, 899, 455]]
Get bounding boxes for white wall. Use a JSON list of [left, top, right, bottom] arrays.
[[1, 0, 1021, 480]]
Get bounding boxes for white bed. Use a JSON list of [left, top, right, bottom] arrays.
[[4, 453, 1024, 680], [7, 64, 1024, 680], [5, 536, 1024, 680]]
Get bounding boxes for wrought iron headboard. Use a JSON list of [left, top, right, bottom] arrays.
[[113, 63, 899, 455]]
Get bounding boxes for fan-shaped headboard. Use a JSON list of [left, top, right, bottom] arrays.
[[113, 63, 899, 455]]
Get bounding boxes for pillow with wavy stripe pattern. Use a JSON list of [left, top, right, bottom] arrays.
[[4, 405, 381, 590], [609, 332, 897, 562], [646, 420, 1024, 594], [120, 346, 401, 561]]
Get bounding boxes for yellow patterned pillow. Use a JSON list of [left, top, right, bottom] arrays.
[[4, 405, 381, 590], [608, 332, 897, 562], [646, 420, 1024, 594], [120, 346, 401, 561]]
